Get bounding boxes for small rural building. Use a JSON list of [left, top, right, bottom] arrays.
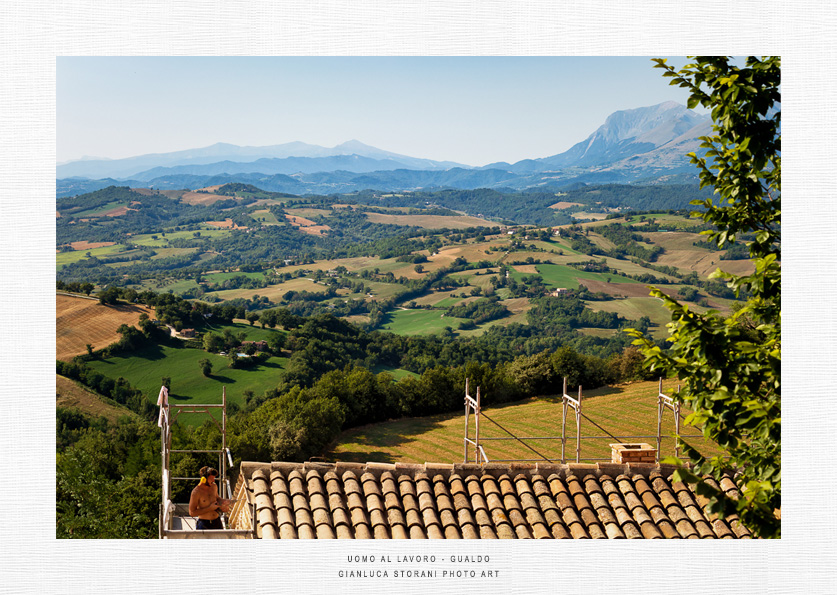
[[241, 340, 268, 351], [180, 328, 196, 338], [225, 454, 753, 539]]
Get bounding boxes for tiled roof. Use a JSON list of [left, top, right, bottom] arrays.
[[229, 461, 752, 539]]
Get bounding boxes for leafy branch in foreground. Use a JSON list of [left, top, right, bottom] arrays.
[[629, 56, 780, 538]]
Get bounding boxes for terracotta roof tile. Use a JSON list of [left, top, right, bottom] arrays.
[[341, 471, 372, 539], [599, 475, 643, 538], [546, 474, 589, 538], [464, 475, 497, 539], [632, 475, 679, 539], [670, 477, 716, 538], [531, 475, 570, 539], [397, 474, 426, 538], [683, 478, 736, 539], [415, 474, 444, 538], [234, 461, 757, 539], [497, 475, 532, 539], [582, 476, 623, 538], [433, 475, 462, 538], [481, 475, 516, 539], [703, 475, 752, 539], [566, 475, 607, 539], [615, 475, 662, 539], [649, 473, 697, 538]]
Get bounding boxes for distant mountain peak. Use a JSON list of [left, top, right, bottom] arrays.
[[524, 102, 708, 171], [333, 139, 374, 151]]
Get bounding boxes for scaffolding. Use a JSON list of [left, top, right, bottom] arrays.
[[463, 377, 703, 464], [158, 386, 255, 539]]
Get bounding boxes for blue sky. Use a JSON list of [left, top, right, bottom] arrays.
[[58, 56, 702, 167]]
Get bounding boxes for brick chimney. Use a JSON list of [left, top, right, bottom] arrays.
[[610, 443, 656, 464]]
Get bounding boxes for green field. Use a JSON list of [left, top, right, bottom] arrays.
[[57, 227, 231, 270], [596, 256, 680, 282], [328, 379, 721, 464], [149, 278, 201, 294], [56, 244, 125, 268], [361, 280, 406, 300], [547, 236, 584, 255], [378, 309, 468, 335], [149, 247, 199, 260], [249, 209, 282, 225], [623, 214, 694, 227], [200, 320, 288, 341], [428, 296, 470, 308], [72, 201, 127, 217], [371, 366, 420, 381], [203, 270, 268, 283], [87, 343, 288, 421], [583, 297, 672, 339], [509, 262, 640, 289], [130, 228, 230, 247]]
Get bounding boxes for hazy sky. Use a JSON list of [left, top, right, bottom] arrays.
[[58, 56, 702, 167]]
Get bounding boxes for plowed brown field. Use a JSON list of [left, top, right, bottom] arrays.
[[364, 212, 494, 229], [549, 201, 584, 209], [285, 214, 331, 235], [206, 218, 248, 229], [100, 206, 133, 217], [56, 294, 154, 360], [56, 375, 137, 423], [178, 191, 228, 206]]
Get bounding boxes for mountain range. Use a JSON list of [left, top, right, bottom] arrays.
[[57, 101, 711, 197]]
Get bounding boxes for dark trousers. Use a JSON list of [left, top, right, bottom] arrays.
[[196, 517, 223, 530]]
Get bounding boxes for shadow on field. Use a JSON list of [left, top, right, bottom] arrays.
[[538, 384, 626, 404], [209, 374, 235, 384], [328, 412, 461, 463], [134, 343, 167, 361], [256, 360, 283, 371]]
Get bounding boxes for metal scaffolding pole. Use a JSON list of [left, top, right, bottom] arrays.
[[561, 377, 582, 463], [657, 378, 682, 462]]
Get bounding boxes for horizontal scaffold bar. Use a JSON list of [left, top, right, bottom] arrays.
[[170, 403, 226, 408]]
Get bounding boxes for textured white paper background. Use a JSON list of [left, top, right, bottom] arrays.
[[1, 1, 834, 593]]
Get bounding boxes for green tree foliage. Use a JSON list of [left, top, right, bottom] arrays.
[[445, 296, 510, 325], [198, 358, 213, 377], [630, 56, 780, 538], [57, 418, 161, 538]]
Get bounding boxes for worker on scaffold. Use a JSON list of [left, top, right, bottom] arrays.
[[189, 466, 230, 530]]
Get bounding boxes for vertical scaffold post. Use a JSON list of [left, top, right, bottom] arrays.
[[475, 387, 482, 464], [463, 378, 484, 464], [561, 377, 567, 463], [561, 377, 582, 463], [222, 386, 227, 499], [576, 385, 582, 464], [656, 377, 664, 460], [674, 384, 681, 459], [463, 378, 470, 463], [657, 378, 684, 462]]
